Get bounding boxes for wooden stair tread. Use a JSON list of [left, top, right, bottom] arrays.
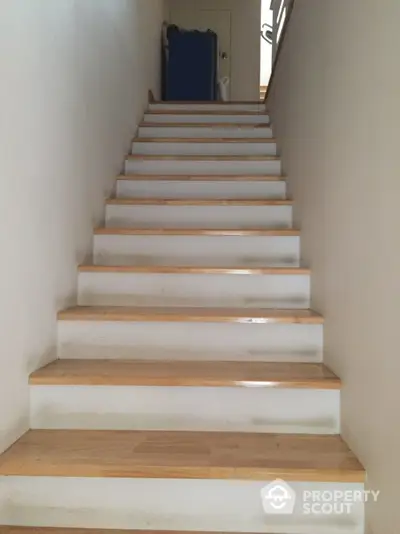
[[140, 122, 270, 128], [0, 530, 253, 534], [117, 174, 285, 182], [146, 110, 267, 116], [133, 137, 276, 143], [30, 360, 340, 389], [152, 100, 263, 104], [127, 154, 279, 161], [0, 430, 364, 482], [78, 265, 310, 275], [106, 198, 292, 206], [57, 306, 323, 324], [94, 228, 300, 236]]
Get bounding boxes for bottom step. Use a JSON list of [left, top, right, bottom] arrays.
[[0, 430, 364, 481], [0, 478, 365, 534]]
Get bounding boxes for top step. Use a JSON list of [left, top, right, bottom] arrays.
[[144, 111, 270, 125], [149, 101, 266, 112]]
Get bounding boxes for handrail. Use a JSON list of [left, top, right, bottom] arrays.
[[265, 0, 296, 104]]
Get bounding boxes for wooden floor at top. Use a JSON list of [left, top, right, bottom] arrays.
[[0, 430, 364, 482], [29, 360, 340, 389]]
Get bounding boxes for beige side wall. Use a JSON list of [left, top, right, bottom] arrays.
[[0, 0, 164, 454], [163, 0, 170, 22], [166, 0, 261, 100], [268, 1, 400, 532]]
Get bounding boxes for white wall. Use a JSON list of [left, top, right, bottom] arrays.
[[166, 0, 261, 100], [268, 1, 400, 533], [0, 0, 164, 454], [260, 0, 273, 85]]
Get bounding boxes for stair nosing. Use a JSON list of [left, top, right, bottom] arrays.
[[94, 228, 300, 236], [78, 265, 309, 275], [0, 429, 365, 482], [105, 198, 292, 206], [132, 137, 277, 144], [127, 154, 279, 161], [0, 530, 264, 534], [57, 306, 323, 324], [139, 122, 271, 128], [29, 360, 340, 389], [151, 100, 265, 105], [117, 174, 285, 181], [146, 110, 268, 116]]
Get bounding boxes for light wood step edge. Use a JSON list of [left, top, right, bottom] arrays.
[[117, 174, 285, 181], [0, 530, 254, 534], [78, 265, 310, 275], [126, 154, 279, 161], [152, 100, 264, 105], [0, 430, 365, 482], [57, 306, 323, 324], [146, 110, 268, 116], [94, 228, 300, 236], [29, 360, 340, 389], [139, 122, 271, 128], [106, 198, 292, 206], [133, 137, 277, 144]]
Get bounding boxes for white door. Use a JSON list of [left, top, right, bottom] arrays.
[[169, 9, 232, 99]]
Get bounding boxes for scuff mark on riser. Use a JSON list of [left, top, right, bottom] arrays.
[[93, 235, 300, 267], [131, 141, 277, 156], [138, 125, 274, 138], [0, 477, 364, 534], [77, 272, 310, 308], [125, 159, 282, 176], [116, 179, 286, 199], [30, 385, 340, 434], [105, 205, 292, 229], [143, 113, 270, 124], [57, 321, 323, 361], [148, 103, 267, 112]]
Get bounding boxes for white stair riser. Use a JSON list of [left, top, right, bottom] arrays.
[[0, 477, 364, 534], [131, 141, 277, 156], [116, 180, 287, 199], [125, 159, 282, 175], [57, 322, 323, 361], [138, 126, 274, 138], [30, 386, 340, 434], [105, 205, 293, 229], [93, 235, 300, 267], [148, 103, 266, 112], [78, 272, 309, 308], [144, 113, 270, 124]]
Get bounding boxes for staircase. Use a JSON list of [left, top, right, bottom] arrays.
[[0, 102, 365, 534]]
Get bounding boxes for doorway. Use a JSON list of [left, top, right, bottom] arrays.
[[260, 0, 273, 99], [169, 8, 232, 100]]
